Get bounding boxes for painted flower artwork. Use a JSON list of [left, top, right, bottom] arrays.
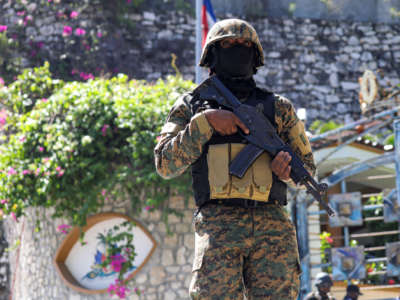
[[57, 214, 156, 292], [82, 243, 136, 280]]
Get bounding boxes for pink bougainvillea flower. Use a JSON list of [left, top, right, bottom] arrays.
[[23, 15, 33, 26], [145, 205, 154, 211], [108, 279, 129, 299], [57, 224, 71, 234], [71, 69, 78, 75], [75, 28, 86, 36], [70, 11, 79, 19], [19, 136, 26, 142], [79, 72, 94, 81], [101, 124, 110, 136], [124, 247, 132, 255], [1, 199, 8, 205], [41, 98, 48, 102], [97, 31, 103, 38], [101, 189, 107, 196], [108, 283, 116, 294], [326, 236, 333, 244], [57, 170, 65, 177], [22, 170, 31, 175], [0, 25, 7, 33], [62, 26, 72, 36], [38, 146, 44, 152], [0, 109, 6, 126], [7, 167, 17, 176], [0, 77, 4, 86], [35, 168, 41, 176], [116, 285, 129, 299], [110, 254, 127, 272], [10, 212, 17, 222], [17, 11, 26, 16]]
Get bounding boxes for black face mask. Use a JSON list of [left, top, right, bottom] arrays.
[[214, 44, 255, 78]]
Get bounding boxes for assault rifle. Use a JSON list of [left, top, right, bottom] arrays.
[[197, 75, 335, 217]]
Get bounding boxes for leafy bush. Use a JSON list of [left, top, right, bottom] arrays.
[[1, 62, 64, 115], [0, 63, 194, 227], [310, 120, 342, 135]]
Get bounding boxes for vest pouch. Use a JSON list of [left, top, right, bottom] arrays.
[[207, 144, 230, 198], [230, 143, 252, 199], [289, 121, 312, 156], [252, 152, 273, 202]]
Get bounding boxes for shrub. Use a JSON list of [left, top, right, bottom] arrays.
[[0, 63, 194, 227]]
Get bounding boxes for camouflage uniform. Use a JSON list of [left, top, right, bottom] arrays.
[[154, 19, 316, 299]]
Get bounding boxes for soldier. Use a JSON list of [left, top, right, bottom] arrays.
[[304, 272, 336, 300], [342, 284, 362, 300], [154, 18, 316, 299]]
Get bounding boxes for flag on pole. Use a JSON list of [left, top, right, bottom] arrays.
[[201, 0, 216, 47]]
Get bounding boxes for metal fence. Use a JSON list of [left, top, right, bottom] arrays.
[[295, 110, 400, 299]]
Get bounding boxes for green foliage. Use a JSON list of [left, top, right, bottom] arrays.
[[310, 120, 342, 134], [97, 222, 137, 280], [320, 231, 333, 273], [0, 32, 22, 83], [0, 63, 194, 227], [390, 7, 400, 18], [0, 62, 64, 115], [288, 3, 297, 15], [383, 134, 394, 146]]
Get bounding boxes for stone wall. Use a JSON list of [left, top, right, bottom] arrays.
[[212, 0, 400, 23], [4, 195, 196, 300], [1, 2, 399, 124], [0, 223, 9, 300], [252, 17, 400, 123]]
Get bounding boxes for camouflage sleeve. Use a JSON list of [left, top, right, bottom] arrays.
[[154, 94, 214, 179], [274, 95, 316, 185]]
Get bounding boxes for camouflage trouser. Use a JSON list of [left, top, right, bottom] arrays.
[[189, 203, 301, 300]]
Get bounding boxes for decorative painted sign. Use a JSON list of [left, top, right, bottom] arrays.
[[54, 212, 157, 294], [386, 242, 400, 277], [331, 246, 366, 281], [329, 192, 363, 227]]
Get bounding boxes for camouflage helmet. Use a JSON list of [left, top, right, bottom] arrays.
[[199, 18, 264, 68]]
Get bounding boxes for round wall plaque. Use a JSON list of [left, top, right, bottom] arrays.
[[53, 212, 157, 294]]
